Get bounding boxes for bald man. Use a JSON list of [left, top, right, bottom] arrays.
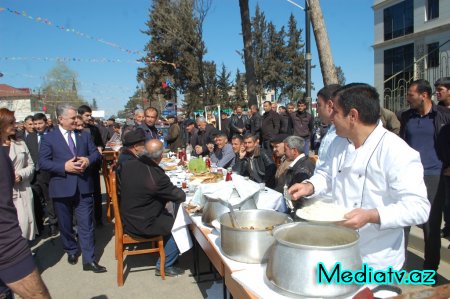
[[120, 139, 186, 277]]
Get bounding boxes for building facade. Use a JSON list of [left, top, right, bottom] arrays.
[[373, 0, 450, 111]]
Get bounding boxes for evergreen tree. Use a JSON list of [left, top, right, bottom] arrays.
[[264, 22, 286, 101], [217, 64, 232, 107], [251, 4, 267, 98], [91, 98, 98, 110], [203, 61, 218, 106], [335, 65, 346, 85], [283, 14, 306, 102], [233, 69, 247, 108]]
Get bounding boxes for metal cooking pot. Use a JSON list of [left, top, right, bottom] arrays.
[[201, 193, 257, 226], [266, 222, 362, 298], [219, 209, 292, 264]]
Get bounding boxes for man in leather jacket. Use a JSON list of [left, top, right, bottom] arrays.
[[233, 133, 276, 188], [229, 105, 250, 137]]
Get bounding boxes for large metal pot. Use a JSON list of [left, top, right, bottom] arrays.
[[201, 193, 257, 226], [266, 222, 362, 298], [219, 209, 292, 264]]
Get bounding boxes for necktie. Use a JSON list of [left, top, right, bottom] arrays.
[[67, 131, 77, 156]]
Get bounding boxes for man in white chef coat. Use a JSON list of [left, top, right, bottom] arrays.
[[289, 83, 430, 270]]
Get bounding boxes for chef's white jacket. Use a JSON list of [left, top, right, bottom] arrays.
[[308, 122, 430, 270]]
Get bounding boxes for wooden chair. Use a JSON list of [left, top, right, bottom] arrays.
[[102, 151, 118, 222], [110, 171, 166, 286]]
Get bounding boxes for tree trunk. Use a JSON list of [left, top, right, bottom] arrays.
[[238, 0, 258, 107], [309, 0, 338, 85]]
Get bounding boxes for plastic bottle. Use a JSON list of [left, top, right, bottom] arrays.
[[225, 168, 232, 181], [283, 184, 294, 210]]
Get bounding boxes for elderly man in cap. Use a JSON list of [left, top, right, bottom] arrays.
[[165, 115, 183, 152], [120, 139, 186, 277], [207, 131, 235, 169], [184, 119, 198, 153], [116, 128, 146, 203]]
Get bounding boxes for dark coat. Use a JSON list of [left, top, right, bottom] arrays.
[[120, 155, 186, 238], [165, 122, 183, 152], [193, 124, 217, 156], [219, 117, 230, 139], [290, 110, 313, 138], [279, 111, 293, 134], [261, 110, 281, 142], [284, 155, 315, 188], [233, 147, 276, 188], [400, 103, 450, 165], [96, 124, 110, 147], [115, 148, 138, 203], [249, 113, 262, 141], [229, 114, 250, 136]]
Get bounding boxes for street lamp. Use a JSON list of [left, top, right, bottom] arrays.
[[286, 0, 312, 111]]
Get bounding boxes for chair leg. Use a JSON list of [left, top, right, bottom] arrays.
[[117, 247, 124, 286], [158, 239, 166, 280], [106, 195, 112, 222]]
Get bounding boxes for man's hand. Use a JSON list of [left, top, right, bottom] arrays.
[[206, 143, 215, 153], [288, 182, 314, 201], [340, 208, 380, 229], [15, 174, 22, 183], [64, 157, 84, 174], [195, 145, 203, 155], [77, 157, 90, 171], [239, 146, 246, 159]]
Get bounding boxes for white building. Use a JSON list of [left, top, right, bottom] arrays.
[[0, 84, 33, 121], [373, 0, 450, 111]]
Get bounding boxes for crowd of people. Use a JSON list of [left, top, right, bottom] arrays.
[[0, 77, 450, 297]]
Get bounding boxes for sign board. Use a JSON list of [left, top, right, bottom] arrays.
[[161, 101, 177, 117], [92, 110, 105, 118]]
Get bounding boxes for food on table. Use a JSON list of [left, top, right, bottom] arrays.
[[162, 157, 175, 162], [188, 172, 223, 184], [188, 158, 208, 173], [163, 165, 177, 171]]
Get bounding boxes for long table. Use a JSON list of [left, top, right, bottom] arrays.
[[188, 214, 257, 299]]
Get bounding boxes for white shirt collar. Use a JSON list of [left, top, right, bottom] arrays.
[[289, 153, 305, 168]]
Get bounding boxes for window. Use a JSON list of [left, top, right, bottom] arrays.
[[383, 0, 414, 41], [384, 43, 414, 90], [426, 0, 439, 20], [427, 42, 439, 68]]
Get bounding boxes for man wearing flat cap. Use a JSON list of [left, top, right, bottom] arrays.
[[271, 134, 290, 192], [116, 128, 146, 203], [165, 115, 183, 152]]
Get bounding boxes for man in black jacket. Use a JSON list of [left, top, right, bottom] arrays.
[[229, 105, 250, 137], [290, 99, 314, 156], [283, 136, 315, 189], [193, 117, 217, 156], [78, 105, 105, 226], [26, 113, 58, 236], [120, 139, 186, 277], [261, 101, 281, 153], [234, 133, 276, 188], [249, 104, 262, 142], [400, 79, 450, 272]]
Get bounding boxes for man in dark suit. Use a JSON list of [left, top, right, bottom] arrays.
[[39, 104, 106, 273], [26, 113, 58, 236], [120, 139, 186, 277]]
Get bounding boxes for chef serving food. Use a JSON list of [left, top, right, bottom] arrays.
[[289, 83, 430, 270]]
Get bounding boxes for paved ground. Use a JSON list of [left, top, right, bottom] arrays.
[[29, 181, 450, 299]]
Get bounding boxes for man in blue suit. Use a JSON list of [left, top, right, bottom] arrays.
[[39, 104, 106, 273]]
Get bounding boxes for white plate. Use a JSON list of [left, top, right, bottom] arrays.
[[295, 201, 350, 223]]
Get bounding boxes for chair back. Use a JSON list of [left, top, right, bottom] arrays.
[[110, 171, 124, 239]]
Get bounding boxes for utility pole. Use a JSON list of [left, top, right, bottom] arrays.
[[305, 0, 312, 111]]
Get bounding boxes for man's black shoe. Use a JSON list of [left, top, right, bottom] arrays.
[[155, 266, 185, 277], [83, 261, 107, 273], [49, 225, 59, 237], [68, 254, 78, 265]]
